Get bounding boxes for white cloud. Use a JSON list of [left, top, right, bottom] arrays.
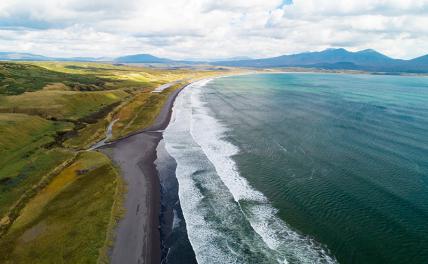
[[0, 0, 427, 59]]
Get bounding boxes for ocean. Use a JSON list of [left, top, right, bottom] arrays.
[[163, 73, 428, 264]]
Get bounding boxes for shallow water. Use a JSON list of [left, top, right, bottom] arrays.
[[164, 73, 428, 263]]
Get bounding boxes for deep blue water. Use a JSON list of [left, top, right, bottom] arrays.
[[165, 73, 428, 264]]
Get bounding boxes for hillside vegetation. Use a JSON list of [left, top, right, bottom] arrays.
[[0, 114, 76, 219], [0, 61, 234, 262], [0, 63, 110, 95], [0, 90, 128, 120], [0, 151, 123, 264]]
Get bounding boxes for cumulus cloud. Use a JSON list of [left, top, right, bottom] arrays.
[[0, 0, 427, 59]]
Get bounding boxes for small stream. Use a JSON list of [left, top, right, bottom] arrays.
[[89, 119, 119, 150]]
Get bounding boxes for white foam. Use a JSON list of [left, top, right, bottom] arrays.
[[164, 78, 338, 264], [164, 81, 238, 263], [190, 84, 267, 203], [172, 209, 181, 230]]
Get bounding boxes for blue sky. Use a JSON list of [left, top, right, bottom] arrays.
[[0, 0, 427, 59], [282, 0, 293, 6]]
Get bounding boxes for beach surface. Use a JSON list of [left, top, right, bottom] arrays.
[[101, 86, 187, 264]]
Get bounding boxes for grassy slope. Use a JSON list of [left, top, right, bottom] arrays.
[[0, 114, 72, 176], [112, 83, 183, 139], [0, 63, 112, 95], [0, 61, 237, 262], [0, 148, 74, 219], [0, 151, 123, 264], [0, 63, 130, 262], [63, 118, 110, 150], [0, 113, 78, 227], [0, 61, 175, 95], [0, 90, 128, 120]]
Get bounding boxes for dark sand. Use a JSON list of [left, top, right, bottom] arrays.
[[106, 131, 162, 264], [101, 86, 194, 264]]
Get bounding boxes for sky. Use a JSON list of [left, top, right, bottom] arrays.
[[0, 0, 428, 60]]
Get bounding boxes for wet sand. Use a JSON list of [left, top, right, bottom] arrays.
[[101, 86, 189, 264]]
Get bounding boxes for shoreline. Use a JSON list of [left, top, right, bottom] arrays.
[[100, 83, 192, 264]]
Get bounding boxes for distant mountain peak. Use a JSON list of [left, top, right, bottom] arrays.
[[355, 49, 391, 60], [358, 49, 377, 53], [114, 53, 172, 63], [409, 54, 428, 64], [122, 53, 158, 58], [0, 52, 51, 61], [323, 48, 348, 52]]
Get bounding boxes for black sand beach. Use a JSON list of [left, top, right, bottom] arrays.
[[101, 85, 195, 264]]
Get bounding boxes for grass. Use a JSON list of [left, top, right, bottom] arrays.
[[0, 61, 179, 95], [0, 63, 113, 95], [63, 118, 110, 150], [0, 151, 123, 264], [0, 114, 73, 181], [0, 90, 129, 121], [36, 62, 193, 84], [112, 83, 184, 138], [0, 148, 74, 219], [0, 113, 75, 228]]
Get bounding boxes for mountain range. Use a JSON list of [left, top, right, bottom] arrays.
[[0, 52, 109, 62], [213, 48, 428, 73], [1, 49, 428, 73], [113, 54, 173, 63]]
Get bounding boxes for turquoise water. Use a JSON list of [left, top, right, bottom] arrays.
[[164, 73, 428, 263]]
